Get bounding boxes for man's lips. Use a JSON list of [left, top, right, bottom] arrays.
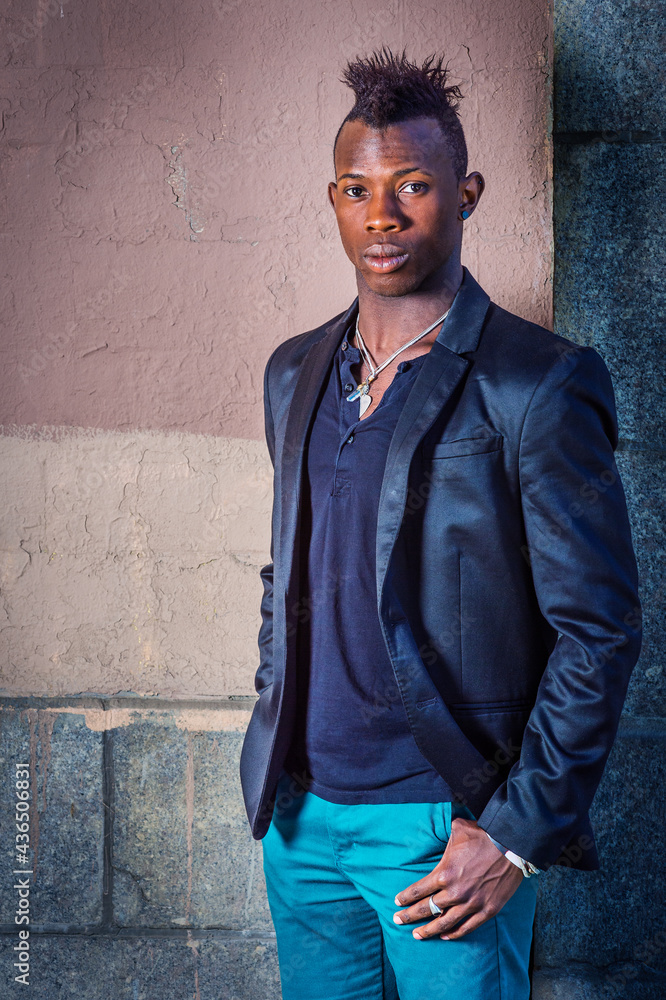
[[362, 244, 410, 273]]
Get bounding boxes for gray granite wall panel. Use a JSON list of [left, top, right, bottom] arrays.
[[546, 1, 666, 996], [555, 0, 666, 131], [0, 708, 104, 927], [112, 719, 270, 930]]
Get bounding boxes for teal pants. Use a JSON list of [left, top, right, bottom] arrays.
[[262, 771, 538, 1000]]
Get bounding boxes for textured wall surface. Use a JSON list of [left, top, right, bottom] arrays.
[[1, 0, 553, 445], [0, 0, 553, 699], [0, 428, 271, 697], [6, 0, 660, 998], [0, 701, 280, 999], [529, 0, 666, 997]]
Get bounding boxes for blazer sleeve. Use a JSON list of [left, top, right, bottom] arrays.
[[475, 344, 642, 871], [254, 349, 277, 696]]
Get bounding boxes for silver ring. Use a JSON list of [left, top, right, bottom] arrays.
[[428, 894, 444, 916]]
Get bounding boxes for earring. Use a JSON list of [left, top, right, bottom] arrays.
[[461, 210, 470, 220]]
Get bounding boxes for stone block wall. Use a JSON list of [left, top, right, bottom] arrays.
[[0, 700, 278, 999], [531, 1, 666, 997]]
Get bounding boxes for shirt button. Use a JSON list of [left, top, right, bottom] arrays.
[[344, 383, 354, 393], [341, 341, 348, 351]]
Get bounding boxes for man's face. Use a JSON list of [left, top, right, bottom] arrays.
[[328, 117, 481, 297]]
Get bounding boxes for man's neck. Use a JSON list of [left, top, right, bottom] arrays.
[[355, 263, 463, 357]]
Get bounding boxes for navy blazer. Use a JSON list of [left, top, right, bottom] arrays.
[[239, 267, 642, 872]]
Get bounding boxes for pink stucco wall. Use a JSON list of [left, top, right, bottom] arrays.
[[1, 0, 552, 443], [0, 0, 552, 698]]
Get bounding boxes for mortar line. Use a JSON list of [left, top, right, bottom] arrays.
[[554, 130, 666, 145], [0, 925, 276, 939]]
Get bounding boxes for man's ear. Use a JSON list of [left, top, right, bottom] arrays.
[[458, 171, 485, 219], [328, 180, 337, 209]]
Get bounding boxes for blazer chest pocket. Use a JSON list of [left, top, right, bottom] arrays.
[[424, 433, 503, 460]]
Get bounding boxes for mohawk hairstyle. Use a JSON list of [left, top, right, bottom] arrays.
[[333, 47, 468, 179]]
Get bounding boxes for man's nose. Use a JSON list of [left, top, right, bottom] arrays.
[[364, 190, 404, 231]]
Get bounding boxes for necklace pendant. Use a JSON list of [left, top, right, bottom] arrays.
[[346, 382, 368, 402], [359, 392, 372, 416]]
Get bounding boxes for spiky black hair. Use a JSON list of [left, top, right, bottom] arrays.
[[333, 47, 468, 179]]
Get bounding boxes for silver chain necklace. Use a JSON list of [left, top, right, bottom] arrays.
[[346, 306, 451, 415]]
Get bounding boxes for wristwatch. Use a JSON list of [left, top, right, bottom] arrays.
[[484, 832, 541, 877]]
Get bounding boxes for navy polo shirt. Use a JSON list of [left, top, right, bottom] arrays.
[[284, 317, 456, 804]]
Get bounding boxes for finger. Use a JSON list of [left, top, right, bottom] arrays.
[[394, 870, 444, 908], [393, 892, 453, 926], [411, 904, 477, 941], [439, 907, 494, 940]]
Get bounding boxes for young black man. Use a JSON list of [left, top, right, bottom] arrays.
[[239, 47, 642, 1000]]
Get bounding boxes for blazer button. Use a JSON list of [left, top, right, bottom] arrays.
[[344, 383, 354, 392]]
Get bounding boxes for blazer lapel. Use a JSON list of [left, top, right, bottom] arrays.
[[374, 268, 494, 816], [278, 299, 358, 594], [376, 267, 490, 600]]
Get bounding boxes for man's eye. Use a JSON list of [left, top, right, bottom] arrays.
[[345, 186, 365, 198], [401, 182, 426, 194]]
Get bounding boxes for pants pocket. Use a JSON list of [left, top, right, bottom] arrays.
[[429, 800, 476, 844], [432, 801, 452, 843], [448, 800, 478, 835]]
